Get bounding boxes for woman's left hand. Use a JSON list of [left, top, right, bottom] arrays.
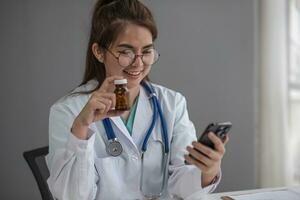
[[184, 132, 229, 187]]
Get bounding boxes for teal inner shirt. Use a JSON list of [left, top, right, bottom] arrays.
[[121, 96, 139, 135]]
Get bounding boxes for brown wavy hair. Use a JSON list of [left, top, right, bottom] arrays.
[[77, 0, 157, 94]]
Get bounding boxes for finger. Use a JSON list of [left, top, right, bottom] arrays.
[[184, 154, 208, 171], [223, 135, 230, 145], [94, 93, 116, 110], [96, 97, 113, 114], [89, 96, 106, 111], [192, 141, 221, 161], [93, 103, 123, 122], [93, 102, 106, 114], [186, 146, 213, 167], [106, 110, 126, 117], [98, 76, 124, 92], [207, 132, 226, 155]]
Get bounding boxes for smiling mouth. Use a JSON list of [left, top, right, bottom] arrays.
[[123, 70, 143, 77]]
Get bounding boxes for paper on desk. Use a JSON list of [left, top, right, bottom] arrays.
[[227, 189, 300, 200]]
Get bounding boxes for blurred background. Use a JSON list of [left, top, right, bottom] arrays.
[[0, 0, 299, 199]]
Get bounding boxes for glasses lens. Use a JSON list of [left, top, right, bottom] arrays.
[[118, 52, 135, 67], [142, 49, 159, 65], [118, 49, 160, 67]]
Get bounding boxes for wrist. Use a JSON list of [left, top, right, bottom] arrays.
[[201, 171, 219, 187], [71, 118, 89, 140]]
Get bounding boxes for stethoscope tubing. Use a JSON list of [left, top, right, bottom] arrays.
[[140, 81, 159, 152], [102, 117, 115, 140], [141, 81, 169, 153]]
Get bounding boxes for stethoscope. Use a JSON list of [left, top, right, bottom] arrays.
[[102, 81, 170, 199]]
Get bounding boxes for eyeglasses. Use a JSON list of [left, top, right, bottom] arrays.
[[105, 48, 160, 67]]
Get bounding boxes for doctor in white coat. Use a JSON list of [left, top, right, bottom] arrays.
[[46, 0, 229, 199]]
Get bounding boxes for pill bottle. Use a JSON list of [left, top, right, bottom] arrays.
[[114, 79, 130, 111]]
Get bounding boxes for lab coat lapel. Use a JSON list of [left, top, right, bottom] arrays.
[[131, 86, 153, 150], [109, 116, 138, 150]]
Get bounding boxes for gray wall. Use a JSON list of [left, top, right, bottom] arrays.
[[0, 0, 256, 199]]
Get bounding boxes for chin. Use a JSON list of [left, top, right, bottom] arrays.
[[127, 79, 143, 89]]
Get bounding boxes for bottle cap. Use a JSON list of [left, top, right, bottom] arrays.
[[114, 79, 127, 85]]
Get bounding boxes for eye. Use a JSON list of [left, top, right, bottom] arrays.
[[118, 49, 133, 54], [143, 49, 153, 55], [118, 50, 134, 58]]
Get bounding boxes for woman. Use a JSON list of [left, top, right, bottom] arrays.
[[46, 0, 229, 199]]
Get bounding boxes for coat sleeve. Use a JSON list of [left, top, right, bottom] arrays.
[[46, 103, 99, 200], [167, 94, 221, 199]]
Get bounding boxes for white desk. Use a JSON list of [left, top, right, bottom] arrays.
[[198, 186, 300, 200]]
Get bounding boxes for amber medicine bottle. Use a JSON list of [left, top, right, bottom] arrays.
[[114, 79, 130, 111]]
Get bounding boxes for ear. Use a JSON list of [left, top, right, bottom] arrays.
[[92, 43, 104, 63]]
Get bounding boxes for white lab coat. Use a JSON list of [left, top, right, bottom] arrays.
[[46, 79, 220, 200]]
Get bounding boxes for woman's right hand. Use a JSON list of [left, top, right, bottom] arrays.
[[71, 76, 124, 140]]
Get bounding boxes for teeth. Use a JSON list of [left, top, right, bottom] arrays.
[[124, 70, 141, 76]]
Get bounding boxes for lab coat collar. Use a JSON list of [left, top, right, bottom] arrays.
[[131, 85, 153, 150]]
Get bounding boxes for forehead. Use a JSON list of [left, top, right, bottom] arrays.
[[112, 23, 153, 49]]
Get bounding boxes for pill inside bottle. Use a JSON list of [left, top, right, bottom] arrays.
[[114, 79, 130, 111]]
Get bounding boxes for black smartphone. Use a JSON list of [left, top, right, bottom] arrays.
[[197, 121, 232, 149], [185, 122, 232, 164]]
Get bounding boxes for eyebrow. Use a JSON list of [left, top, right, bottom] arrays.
[[116, 43, 154, 50]]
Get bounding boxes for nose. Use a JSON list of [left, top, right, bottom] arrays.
[[132, 55, 144, 67]]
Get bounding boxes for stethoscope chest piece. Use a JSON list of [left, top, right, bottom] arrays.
[[107, 139, 123, 157]]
